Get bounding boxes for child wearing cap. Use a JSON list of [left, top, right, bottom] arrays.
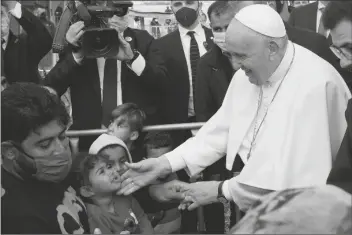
[[78, 134, 153, 234], [143, 131, 182, 234]]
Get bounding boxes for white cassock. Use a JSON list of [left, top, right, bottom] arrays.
[[165, 41, 351, 211]]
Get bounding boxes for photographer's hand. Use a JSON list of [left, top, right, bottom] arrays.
[[114, 32, 134, 61], [66, 21, 85, 47], [66, 21, 85, 63]]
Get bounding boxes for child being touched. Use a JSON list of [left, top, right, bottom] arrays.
[[78, 134, 153, 234]]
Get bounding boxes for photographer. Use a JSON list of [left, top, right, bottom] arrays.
[[44, 0, 167, 152], [1, 0, 52, 84]]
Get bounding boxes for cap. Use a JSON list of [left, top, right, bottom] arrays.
[[89, 134, 132, 162], [234, 4, 286, 38]]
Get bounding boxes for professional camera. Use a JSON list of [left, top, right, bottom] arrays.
[[53, 0, 133, 58], [82, 1, 133, 58]]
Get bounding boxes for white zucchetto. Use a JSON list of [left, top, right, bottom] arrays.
[[235, 4, 286, 38]]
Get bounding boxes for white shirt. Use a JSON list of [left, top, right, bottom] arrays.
[[96, 31, 146, 106], [316, 1, 330, 38], [165, 41, 351, 211], [2, 2, 22, 50], [178, 23, 207, 117]]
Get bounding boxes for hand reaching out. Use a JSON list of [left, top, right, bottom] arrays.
[[117, 156, 172, 196], [149, 180, 191, 202], [178, 181, 221, 211]]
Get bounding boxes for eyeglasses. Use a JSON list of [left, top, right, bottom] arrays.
[[330, 45, 352, 61]]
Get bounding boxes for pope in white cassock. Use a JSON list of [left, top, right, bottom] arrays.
[[117, 4, 352, 211]]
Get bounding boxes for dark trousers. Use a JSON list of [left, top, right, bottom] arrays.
[[203, 155, 245, 233]]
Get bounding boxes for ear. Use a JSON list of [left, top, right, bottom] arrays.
[[268, 41, 280, 57], [80, 186, 94, 198], [1, 142, 19, 161], [129, 131, 139, 141]]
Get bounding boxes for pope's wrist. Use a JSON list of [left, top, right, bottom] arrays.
[[159, 155, 172, 178]]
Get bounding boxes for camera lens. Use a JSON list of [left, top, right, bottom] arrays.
[[91, 33, 109, 51]]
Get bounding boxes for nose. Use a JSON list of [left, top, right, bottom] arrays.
[[54, 137, 68, 154], [107, 123, 114, 132], [230, 57, 242, 70]]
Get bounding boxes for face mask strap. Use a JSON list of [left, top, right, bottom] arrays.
[[9, 141, 37, 175]]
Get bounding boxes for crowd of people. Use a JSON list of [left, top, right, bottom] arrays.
[[1, 0, 352, 234]]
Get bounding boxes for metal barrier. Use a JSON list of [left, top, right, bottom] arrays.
[[67, 122, 205, 137], [66, 122, 243, 230]]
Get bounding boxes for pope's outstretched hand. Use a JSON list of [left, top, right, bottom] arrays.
[[117, 156, 172, 195]]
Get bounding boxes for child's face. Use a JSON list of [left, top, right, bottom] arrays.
[[108, 117, 133, 142], [100, 146, 129, 174], [88, 146, 129, 194], [146, 146, 172, 159]]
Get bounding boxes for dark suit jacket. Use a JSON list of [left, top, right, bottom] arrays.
[[288, 1, 318, 32], [195, 45, 234, 123], [3, 6, 52, 84], [45, 27, 167, 150], [327, 99, 352, 194], [156, 26, 214, 125], [285, 22, 352, 90]]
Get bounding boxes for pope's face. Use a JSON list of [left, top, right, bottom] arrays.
[[226, 20, 273, 85], [330, 19, 352, 71]]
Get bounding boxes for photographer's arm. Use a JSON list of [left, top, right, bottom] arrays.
[[5, 1, 52, 64], [43, 22, 85, 97], [43, 51, 82, 97], [117, 31, 168, 89]]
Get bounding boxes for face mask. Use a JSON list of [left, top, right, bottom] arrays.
[[12, 141, 72, 183], [175, 7, 198, 28], [213, 31, 227, 52], [109, 15, 129, 33]]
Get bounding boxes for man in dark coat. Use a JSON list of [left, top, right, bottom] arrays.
[[1, 1, 52, 84], [45, 1, 167, 152], [322, 1, 352, 194], [153, 1, 213, 233]]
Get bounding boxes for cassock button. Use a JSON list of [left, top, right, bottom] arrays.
[[125, 37, 132, 42]]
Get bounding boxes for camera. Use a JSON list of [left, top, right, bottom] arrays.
[[58, 0, 133, 58]]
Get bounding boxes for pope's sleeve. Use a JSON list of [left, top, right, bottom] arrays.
[[165, 74, 236, 176]]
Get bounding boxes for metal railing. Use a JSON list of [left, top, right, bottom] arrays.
[[67, 122, 205, 137]]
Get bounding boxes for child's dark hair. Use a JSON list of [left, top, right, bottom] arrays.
[[144, 131, 173, 149], [110, 103, 146, 133], [77, 153, 112, 187]]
